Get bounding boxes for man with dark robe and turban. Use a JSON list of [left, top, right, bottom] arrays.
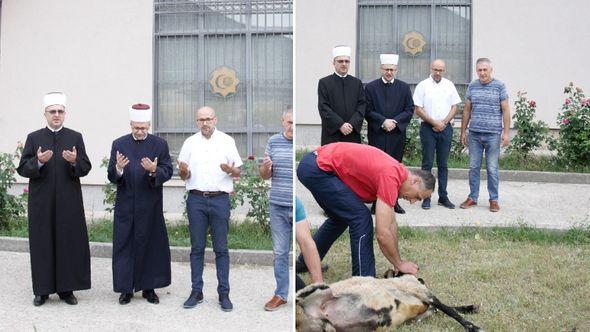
[[365, 54, 415, 214], [17, 92, 92, 306], [107, 103, 173, 305], [317, 45, 366, 145]]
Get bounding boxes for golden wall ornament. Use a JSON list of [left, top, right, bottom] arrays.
[[209, 66, 240, 98], [402, 31, 427, 56]]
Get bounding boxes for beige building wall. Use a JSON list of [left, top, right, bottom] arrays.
[[0, 0, 153, 185], [295, 0, 357, 147], [295, 0, 590, 147], [472, 0, 590, 127]]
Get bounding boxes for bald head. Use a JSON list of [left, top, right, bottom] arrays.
[[430, 59, 446, 82], [196, 106, 217, 138], [197, 106, 216, 119]]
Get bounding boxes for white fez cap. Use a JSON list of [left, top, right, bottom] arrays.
[[43, 92, 67, 109], [332, 45, 352, 59], [380, 54, 399, 65], [129, 103, 152, 122]]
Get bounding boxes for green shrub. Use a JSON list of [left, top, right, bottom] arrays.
[[100, 157, 117, 213], [0, 143, 27, 228], [549, 83, 590, 168], [403, 117, 421, 160], [507, 91, 549, 160], [231, 156, 270, 232]]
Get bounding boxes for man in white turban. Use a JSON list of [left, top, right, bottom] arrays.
[[365, 54, 415, 214], [107, 103, 173, 305], [317, 45, 366, 145], [17, 92, 92, 306]]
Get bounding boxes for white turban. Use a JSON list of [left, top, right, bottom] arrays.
[[129, 103, 152, 122], [380, 54, 399, 65], [332, 46, 352, 59], [43, 92, 67, 109]]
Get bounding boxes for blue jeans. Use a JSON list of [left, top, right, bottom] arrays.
[[186, 192, 230, 295], [270, 203, 292, 300], [420, 123, 453, 199], [468, 131, 501, 201], [296, 152, 375, 277]]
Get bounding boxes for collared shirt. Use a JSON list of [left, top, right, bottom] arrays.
[[334, 72, 348, 78], [465, 78, 508, 134], [381, 77, 395, 85], [413, 76, 461, 122], [47, 126, 63, 132], [132, 133, 146, 141], [265, 132, 293, 207], [178, 129, 243, 193], [316, 142, 408, 207]]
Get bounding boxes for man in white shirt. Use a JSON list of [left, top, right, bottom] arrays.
[[177, 106, 243, 312], [413, 59, 461, 210]]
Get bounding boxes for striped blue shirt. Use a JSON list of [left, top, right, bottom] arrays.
[[266, 133, 293, 207], [465, 78, 508, 134]]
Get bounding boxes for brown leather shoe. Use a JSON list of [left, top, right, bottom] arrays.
[[460, 198, 477, 209], [489, 200, 500, 212], [264, 295, 287, 311]]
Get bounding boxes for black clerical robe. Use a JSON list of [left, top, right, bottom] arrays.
[[318, 73, 367, 145], [365, 78, 414, 162], [17, 127, 92, 296], [107, 134, 173, 293]]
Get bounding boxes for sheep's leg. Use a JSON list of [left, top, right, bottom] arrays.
[[452, 304, 480, 314], [412, 307, 436, 322], [430, 296, 483, 332]]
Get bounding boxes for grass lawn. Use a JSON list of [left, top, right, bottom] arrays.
[[298, 226, 590, 331], [0, 217, 273, 251]]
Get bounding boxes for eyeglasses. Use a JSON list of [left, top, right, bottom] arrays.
[[46, 110, 65, 115], [197, 117, 216, 123]]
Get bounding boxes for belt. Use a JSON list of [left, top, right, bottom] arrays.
[[190, 189, 226, 198]]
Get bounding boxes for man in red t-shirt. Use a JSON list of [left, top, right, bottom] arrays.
[[297, 142, 434, 276]]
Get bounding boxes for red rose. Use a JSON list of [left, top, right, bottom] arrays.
[[529, 100, 536, 108], [562, 118, 570, 125], [248, 155, 255, 160]]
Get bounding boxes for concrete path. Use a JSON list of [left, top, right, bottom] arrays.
[[298, 178, 590, 230], [0, 251, 293, 332]]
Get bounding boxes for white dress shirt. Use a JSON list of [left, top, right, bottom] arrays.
[[177, 129, 243, 193], [413, 76, 461, 122]]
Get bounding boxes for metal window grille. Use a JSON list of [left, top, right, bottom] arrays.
[[154, 0, 293, 160], [357, 0, 471, 107]]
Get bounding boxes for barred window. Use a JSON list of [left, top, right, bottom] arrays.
[[154, 0, 293, 160], [358, 0, 471, 102]]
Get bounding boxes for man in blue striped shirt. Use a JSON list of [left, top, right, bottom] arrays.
[[259, 107, 293, 311], [460, 58, 511, 212]]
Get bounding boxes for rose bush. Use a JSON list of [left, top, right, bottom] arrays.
[[549, 83, 590, 168], [507, 91, 549, 159]]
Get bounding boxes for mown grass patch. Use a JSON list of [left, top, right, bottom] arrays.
[[298, 225, 590, 331]]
